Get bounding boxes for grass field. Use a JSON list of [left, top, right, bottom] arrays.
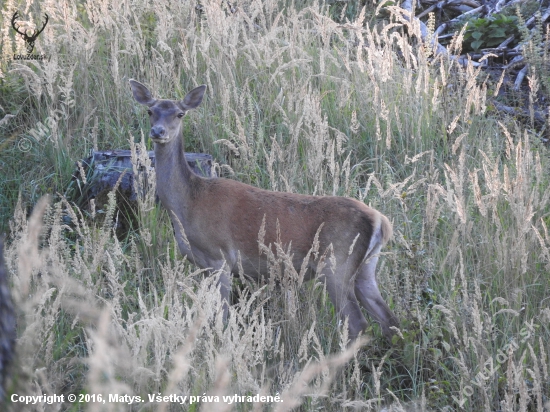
[[1, 0, 549, 410]]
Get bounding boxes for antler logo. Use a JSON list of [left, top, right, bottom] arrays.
[[11, 11, 49, 54]]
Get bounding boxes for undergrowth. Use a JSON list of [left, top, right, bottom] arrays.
[[0, 0, 549, 410]]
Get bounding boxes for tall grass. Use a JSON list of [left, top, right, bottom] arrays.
[[1, 0, 549, 410]]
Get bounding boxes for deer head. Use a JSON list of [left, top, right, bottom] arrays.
[[129, 80, 206, 144]]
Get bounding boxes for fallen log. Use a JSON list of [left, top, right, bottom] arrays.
[[67, 150, 214, 233]]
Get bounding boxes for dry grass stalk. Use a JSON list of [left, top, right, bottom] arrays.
[[1, 0, 549, 410]]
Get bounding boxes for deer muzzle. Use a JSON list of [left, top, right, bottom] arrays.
[[150, 125, 166, 140]]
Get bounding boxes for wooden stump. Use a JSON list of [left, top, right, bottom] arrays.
[[67, 150, 214, 234]]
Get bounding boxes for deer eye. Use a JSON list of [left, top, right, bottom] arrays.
[[177, 112, 185, 118], [147, 110, 152, 116]]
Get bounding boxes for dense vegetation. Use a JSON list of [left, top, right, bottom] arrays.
[[0, 0, 549, 410]]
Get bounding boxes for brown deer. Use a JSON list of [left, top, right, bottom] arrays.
[[129, 79, 398, 341]]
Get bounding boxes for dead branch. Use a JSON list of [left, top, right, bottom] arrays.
[[400, 0, 479, 66]]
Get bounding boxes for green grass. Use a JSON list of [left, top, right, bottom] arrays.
[[1, 0, 549, 411]]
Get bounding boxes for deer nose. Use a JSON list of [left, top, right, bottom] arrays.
[[150, 125, 166, 139]]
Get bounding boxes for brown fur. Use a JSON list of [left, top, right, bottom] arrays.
[[129, 79, 399, 341]]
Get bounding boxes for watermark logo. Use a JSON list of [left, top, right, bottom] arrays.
[[11, 11, 48, 60], [452, 320, 536, 408], [12, 92, 75, 153]]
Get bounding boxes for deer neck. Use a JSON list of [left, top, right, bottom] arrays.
[[153, 130, 198, 218]]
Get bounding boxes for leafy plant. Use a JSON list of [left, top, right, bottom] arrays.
[[463, 13, 519, 51]]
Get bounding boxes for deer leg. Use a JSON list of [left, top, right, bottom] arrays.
[[321, 267, 368, 341], [217, 269, 232, 323], [344, 290, 370, 341], [354, 253, 398, 339]]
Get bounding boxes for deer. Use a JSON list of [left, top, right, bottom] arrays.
[[129, 79, 399, 341]]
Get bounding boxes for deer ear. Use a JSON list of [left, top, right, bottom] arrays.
[[129, 79, 156, 106], [181, 85, 206, 110]]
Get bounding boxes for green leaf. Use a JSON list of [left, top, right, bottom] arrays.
[[472, 18, 487, 27], [471, 31, 484, 40], [471, 39, 484, 50], [488, 29, 506, 38]]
